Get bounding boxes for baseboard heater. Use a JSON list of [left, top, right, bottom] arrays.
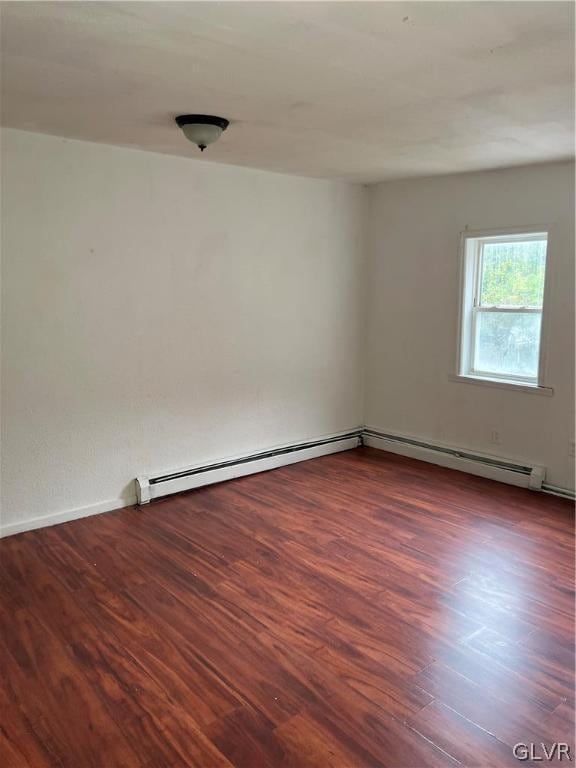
[[136, 426, 553, 505], [363, 427, 546, 490], [136, 430, 362, 504]]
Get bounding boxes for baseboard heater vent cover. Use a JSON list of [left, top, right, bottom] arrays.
[[136, 430, 362, 504], [363, 428, 545, 490]]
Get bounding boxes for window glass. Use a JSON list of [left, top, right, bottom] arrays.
[[479, 239, 546, 308], [473, 311, 542, 379]]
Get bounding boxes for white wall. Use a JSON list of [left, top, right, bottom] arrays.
[[2, 130, 573, 535], [365, 162, 575, 491], [1, 128, 365, 532]]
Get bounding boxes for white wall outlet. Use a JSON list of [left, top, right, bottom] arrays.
[[490, 430, 501, 445]]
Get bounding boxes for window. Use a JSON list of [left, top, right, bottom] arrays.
[[458, 230, 548, 388]]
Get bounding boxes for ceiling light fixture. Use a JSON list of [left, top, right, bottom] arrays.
[[175, 114, 229, 152]]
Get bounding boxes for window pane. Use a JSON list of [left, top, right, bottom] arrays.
[[473, 311, 541, 379], [479, 239, 546, 307]]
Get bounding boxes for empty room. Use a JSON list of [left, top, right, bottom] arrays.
[[1, 1, 574, 766]]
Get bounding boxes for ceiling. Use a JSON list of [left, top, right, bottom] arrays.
[[1, 1, 574, 183]]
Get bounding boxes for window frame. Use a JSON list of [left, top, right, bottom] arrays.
[[456, 225, 552, 393]]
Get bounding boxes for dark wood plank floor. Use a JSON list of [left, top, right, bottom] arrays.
[[1, 447, 574, 767]]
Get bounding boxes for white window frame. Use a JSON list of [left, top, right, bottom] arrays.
[[455, 226, 553, 394]]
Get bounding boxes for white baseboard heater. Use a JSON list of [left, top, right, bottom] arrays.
[[136, 430, 362, 504], [136, 426, 557, 506], [363, 427, 546, 490]]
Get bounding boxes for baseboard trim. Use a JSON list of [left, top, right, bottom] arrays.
[[0, 494, 138, 538]]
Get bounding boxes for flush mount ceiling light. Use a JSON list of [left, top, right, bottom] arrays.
[[175, 114, 229, 152]]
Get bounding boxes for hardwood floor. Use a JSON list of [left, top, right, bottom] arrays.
[[1, 447, 574, 767]]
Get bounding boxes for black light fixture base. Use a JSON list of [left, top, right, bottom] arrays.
[[175, 115, 229, 131]]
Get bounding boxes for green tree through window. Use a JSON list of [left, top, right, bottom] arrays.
[[480, 240, 546, 308]]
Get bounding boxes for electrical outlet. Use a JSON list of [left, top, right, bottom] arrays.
[[570, 441, 575, 458], [490, 430, 501, 445]]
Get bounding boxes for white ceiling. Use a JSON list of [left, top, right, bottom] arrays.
[[1, 1, 574, 183]]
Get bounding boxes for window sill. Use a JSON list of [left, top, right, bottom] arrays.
[[448, 374, 554, 396]]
